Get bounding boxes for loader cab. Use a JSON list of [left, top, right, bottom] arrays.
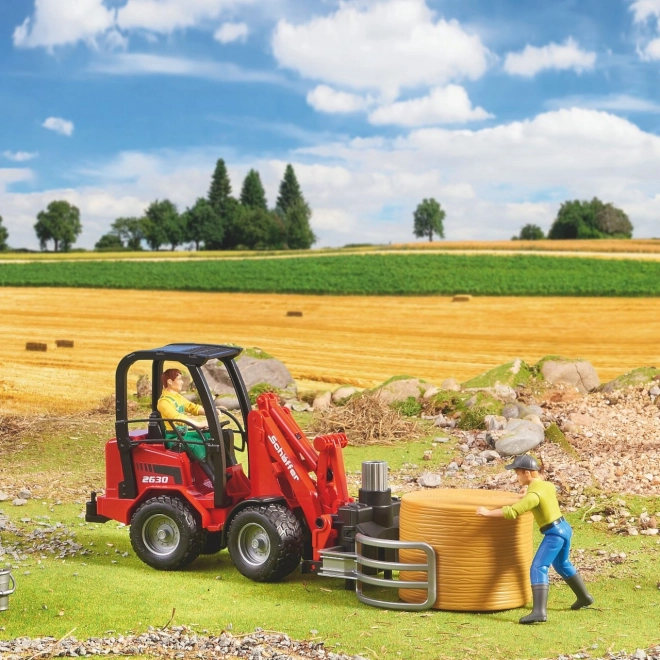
[[114, 343, 251, 507]]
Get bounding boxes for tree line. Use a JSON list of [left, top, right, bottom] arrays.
[[514, 198, 634, 241], [0, 160, 316, 253]]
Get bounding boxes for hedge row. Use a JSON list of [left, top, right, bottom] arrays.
[[0, 254, 659, 296]]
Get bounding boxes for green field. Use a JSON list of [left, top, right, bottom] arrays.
[[1, 253, 660, 296]]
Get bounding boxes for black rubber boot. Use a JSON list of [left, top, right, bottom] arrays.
[[565, 572, 594, 610], [519, 584, 548, 624]]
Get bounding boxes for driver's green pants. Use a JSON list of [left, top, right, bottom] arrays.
[[165, 430, 209, 461]]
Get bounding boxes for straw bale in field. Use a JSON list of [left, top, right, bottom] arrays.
[[309, 392, 425, 445]]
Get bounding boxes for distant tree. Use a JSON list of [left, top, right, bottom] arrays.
[[208, 158, 232, 216], [516, 224, 545, 240], [276, 164, 303, 214], [283, 199, 316, 249], [94, 233, 125, 250], [184, 198, 224, 251], [0, 214, 8, 251], [219, 197, 242, 249], [232, 207, 285, 249], [413, 198, 445, 242], [111, 217, 144, 250], [142, 200, 182, 251], [549, 198, 633, 239], [240, 169, 268, 210], [34, 200, 82, 252]]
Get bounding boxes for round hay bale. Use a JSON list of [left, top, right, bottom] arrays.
[[452, 294, 472, 302], [25, 342, 47, 352], [399, 489, 533, 611]]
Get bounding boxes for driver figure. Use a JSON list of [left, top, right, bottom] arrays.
[[158, 368, 208, 460]]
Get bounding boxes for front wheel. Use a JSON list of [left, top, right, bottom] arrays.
[[227, 504, 303, 582], [130, 495, 205, 570]]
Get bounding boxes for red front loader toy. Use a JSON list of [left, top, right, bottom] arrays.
[[87, 344, 436, 609]]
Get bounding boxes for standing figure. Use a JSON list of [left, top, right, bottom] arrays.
[[476, 454, 594, 624]]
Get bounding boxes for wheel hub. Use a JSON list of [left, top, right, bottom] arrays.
[[143, 514, 181, 556], [237, 523, 271, 566]]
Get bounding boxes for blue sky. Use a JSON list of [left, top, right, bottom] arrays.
[[2, 0, 660, 249]]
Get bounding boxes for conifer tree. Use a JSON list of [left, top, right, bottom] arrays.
[[240, 169, 268, 211], [208, 158, 232, 215], [276, 164, 303, 214]]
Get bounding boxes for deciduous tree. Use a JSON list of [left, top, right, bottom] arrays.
[[413, 198, 445, 242], [184, 198, 223, 250], [95, 233, 124, 250], [284, 199, 316, 249], [111, 217, 145, 250], [142, 200, 182, 251], [0, 214, 8, 251], [34, 200, 82, 252], [516, 224, 545, 240], [548, 198, 633, 239]]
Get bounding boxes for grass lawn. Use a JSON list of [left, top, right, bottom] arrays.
[[1, 416, 660, 659]]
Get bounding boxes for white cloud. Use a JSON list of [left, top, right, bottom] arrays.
[[42, 117, 75, 136], [630, 0, 660, 23], [639, 37, 660, 60], [214, 21, 249, 44], [272, 0, 490, 98], [13, 0, 115, 49], [13, 0, 255, 50], [117, 0, 254, 34], [3, 151, 38, 162], [368, 85, 492, 126], [503, 38, 596, 77], [546, 94, 660, 113], [90, 53, 283, 84], [306, 86, 370, 114], [0, 168, 34, 193]]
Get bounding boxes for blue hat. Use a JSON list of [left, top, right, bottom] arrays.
[[505, 454, 540, 471]]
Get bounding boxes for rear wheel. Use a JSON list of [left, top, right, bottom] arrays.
[[227, 504, 303, 582], [130, 495, 205, 570]]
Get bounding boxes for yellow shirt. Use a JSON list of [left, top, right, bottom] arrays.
[[502, 479, 562, 528], [157, 391, 205, 431]]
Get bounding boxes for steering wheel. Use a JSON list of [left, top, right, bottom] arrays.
[[216, 406, 246, 439]]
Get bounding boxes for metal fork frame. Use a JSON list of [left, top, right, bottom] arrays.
[[354, 534, 437, 611]]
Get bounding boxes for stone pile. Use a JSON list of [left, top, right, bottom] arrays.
[[0, 626, 362, 660]]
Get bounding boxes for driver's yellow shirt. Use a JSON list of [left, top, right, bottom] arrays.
[[157, 391, 204, 431]]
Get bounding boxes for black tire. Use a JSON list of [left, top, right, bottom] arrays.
[[201, 531, 224, 555], [130, 495, 205, 570], [227, 504, 303, 582]]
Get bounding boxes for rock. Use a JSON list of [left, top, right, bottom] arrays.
[[440, 378, 461, 391], [331, 386, 357, 402], [422, 386, 439, 399], [568, 412, 596, 427], [312, 391, 332, 411], [136, 374, 151, 398], [526, 404, 544, 417], [464, 395, 478, 408], [602, 367, 660, 393], [480, 450, 500, 462], [18, 488, 32, 500], [501, 403, 519, 420], [493, 419, 545, 456], [181, 392, 200, 403], [214, 395, 241, 411], [561, 421, 580, 434], [493, 384, 517, 401], [202, 351, 297, 398], [523, 414, 543, 428], [462, 359, 535, 389], [422, 450, 433, 461], [0, 491, 10, 502], [484, 414, 507, 431], [373, 378, 426, 405], [13, 498, 28, 506], [418, 473, 442, 488], [458, 443, 470, 453], [290, 401, 311, 412], [539, 357, 599, 393], [649, 384, 660, 397]]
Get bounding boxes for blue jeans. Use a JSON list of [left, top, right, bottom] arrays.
[[530, 519, 577, 585]]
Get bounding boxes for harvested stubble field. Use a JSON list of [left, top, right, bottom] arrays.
[[0, 287, 658, 415]]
